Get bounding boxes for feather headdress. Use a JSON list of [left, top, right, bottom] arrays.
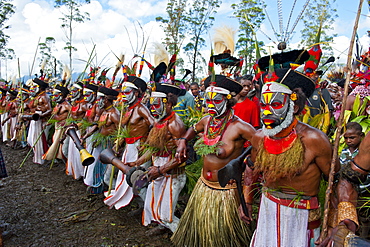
[[112, 53, 124, 82], [152, 41, 169, 67], [62, 64, 71, 85], [213, 26, 236, 55]]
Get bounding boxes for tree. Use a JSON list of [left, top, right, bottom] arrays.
[[300, 0, 337, 56], [0, 48, 14, 79], [55, 0, 90, 73], [183, 0, 220, 83], [156, 0, 188, 74], [156, 0, 188, 55], [231, 0, 265, 74], [38, 37, 63, 78], [0, 0, 14, 51]]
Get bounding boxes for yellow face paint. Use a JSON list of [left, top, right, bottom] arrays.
[[207, 91, 217, 99], [262, 92, 274, 104]]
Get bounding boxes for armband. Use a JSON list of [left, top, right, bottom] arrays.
[[340, 160, 368, 186], [337, 201, 359, 227], [176, 137, 187, 141], [352, 159, 370, 173]]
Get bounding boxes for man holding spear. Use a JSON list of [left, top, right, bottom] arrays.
[[26, 78, 51, 165]]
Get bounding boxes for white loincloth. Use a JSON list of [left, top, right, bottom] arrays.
[[1, 113, 9, 142], [142, 156, 186, 232], [27, 119, 47, 165], [66, 130, 84, 180], [251, 193, 320, 247], [9, 116, 17, 141], [104, 140, 141, 209]]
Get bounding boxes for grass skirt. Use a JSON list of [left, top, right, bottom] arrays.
[[171, 177, 253, 247]]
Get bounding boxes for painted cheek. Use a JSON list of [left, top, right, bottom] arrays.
[[262, 109, 272, 115]]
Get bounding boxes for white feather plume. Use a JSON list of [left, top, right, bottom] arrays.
[[40, 59, 47, 71], [11, 75, 17, 89], [152, 42, 169, 66], [213, 26, 236, 55], [62, 64, 71, 82]]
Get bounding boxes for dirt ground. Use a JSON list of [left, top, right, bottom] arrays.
[[0, 143, 174, 247]]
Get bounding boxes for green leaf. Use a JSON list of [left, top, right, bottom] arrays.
[[352, 94, 361, 116]]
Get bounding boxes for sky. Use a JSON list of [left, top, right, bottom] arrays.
[[2, 0, 370, 82]]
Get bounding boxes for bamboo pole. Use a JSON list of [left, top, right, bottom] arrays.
[[107, 100, 126, 196], [319, 0, 364, 242]]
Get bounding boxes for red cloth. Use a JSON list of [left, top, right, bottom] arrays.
[[233, 97, 260, 128]]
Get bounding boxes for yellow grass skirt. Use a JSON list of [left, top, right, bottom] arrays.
[[171, 176, 253, 247]]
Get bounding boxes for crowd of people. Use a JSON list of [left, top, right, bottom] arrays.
[[1, 46, 370, 247]]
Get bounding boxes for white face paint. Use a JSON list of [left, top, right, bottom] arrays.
[[83, 90, 96, 103], [70, 86, 82, 101], [52, 90, 64, 103], [121, 86, 136, 105], [204, 91, 227, 117], [97, 95, 105, 109], [149, 97, 166, 119]]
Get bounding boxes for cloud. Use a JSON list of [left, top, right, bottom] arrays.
[[108, 0, 167, 19]]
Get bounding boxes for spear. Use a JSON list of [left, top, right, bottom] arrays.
[[318, 0, 364, 242], [29, 37, 41, 77]]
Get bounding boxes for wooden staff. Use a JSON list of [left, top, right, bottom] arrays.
[[107, 100, 126, 196], [319, 0, 364, 242]]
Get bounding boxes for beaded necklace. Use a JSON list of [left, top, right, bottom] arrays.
[[203, 110, 233, 146]]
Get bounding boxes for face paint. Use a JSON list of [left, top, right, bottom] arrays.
[[149, 97, 165, 119], [204, 91, 227, 117], [260, 92, 290, 129], [30, 84, 39, 97], [70, 86, 82, 101], [97, 95, 105, 109], [52, 90, 64, 103], [121, 86, 136, 105], [83, 90, 95, 103]]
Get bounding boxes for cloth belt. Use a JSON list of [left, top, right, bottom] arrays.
[[264, 190, 319, 210]]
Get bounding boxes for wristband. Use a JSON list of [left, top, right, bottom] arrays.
[[177, 137, 187, 141], [157, 166, 164, 176]]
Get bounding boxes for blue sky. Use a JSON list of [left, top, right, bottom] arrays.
[[2, 0, 369, 81]]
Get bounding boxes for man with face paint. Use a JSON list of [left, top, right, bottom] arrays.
[[2, 90, 18, 147], [242, 68, 338, 247], [13, 87, 31, 149], [26, 78, 52, 165], [104, 76, 154, 209], [81, 83, 99, 153], [171, 75, 256, 247], [79, 83, 103, 193], [0, 88, 9, 143], [81, 86, 120, 194], [42, 85, 71, 163], [64, 81, 86, 179], [112, 83, 187, 235]]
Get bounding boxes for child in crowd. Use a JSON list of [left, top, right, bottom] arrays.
[[340, 122, 370, 239], [339, 122, 364, 165]]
